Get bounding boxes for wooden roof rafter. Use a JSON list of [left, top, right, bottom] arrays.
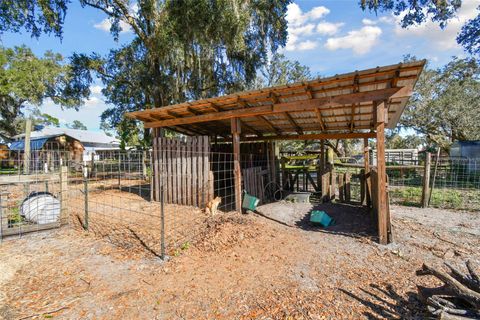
[[128, 60, 426, 138]]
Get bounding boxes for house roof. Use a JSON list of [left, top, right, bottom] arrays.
[[9, 135, 61, 151], [127, 60, 425, 140], [14, 127, 120, 146]]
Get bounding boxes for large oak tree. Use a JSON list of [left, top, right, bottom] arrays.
[[0, 46, 88, 138]]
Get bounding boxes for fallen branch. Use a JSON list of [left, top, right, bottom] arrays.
[[466, 260, 480, 285], [417, 261, 480, 319], [419, 263, 480, 309]]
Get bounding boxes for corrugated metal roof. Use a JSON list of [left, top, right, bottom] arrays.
[[14, 127, 120, 145], [9, 137, 52, 151], [127, 60, 426, 139]]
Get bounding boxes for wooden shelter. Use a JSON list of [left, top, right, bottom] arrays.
[[128, 60, 426, 244]]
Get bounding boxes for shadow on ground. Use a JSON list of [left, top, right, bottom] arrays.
[[339, 283, 424, 319], [294, 202, 377, 240]]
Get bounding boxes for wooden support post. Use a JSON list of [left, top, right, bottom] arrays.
[[345, 173, 351, 202], [231, 118, 242, 212], [281, 157, 287, 190], [321, 171, 330, 203], [360, 169, 365, 204], [421, 152, 432, 208], [318, 140, 325, 193], [338, 173, 345, 202], [363, 138, 371, 207], [83, 169, 89, 231], [375, 101, 389, 245], [269, 142, 276, 184], [329, 167, 336, 201], [59, 166, 68, 225]]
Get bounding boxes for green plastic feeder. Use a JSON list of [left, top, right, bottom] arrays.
[[242, 191, 260, 211], [310, 210, 335, 227]]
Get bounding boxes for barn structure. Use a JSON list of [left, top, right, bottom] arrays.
[[128, 60, 425, 245]]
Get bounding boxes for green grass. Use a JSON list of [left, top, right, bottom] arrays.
[[0, 168, 18, 175], [389, 186, 480, 211]]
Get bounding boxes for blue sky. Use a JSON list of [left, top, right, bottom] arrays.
[[2, 0, 479, 131]]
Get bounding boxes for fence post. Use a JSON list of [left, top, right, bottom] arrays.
[[338, 173, 345, 202], [143, 150, 148, 180], [118, 154, 121, 189], [345, 172, 351, 202], [59, 166, 68, 225], [421, 152, 431, 208], [360, 169, 365, 204], [0, 192, 3, 241], [83, 166, 89, 231], [428, 148, 441, 206], [149, 150, 154, 202], [160, 176, 166, 259]]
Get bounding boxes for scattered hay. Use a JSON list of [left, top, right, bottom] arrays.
[[194, 213, 261, 252]]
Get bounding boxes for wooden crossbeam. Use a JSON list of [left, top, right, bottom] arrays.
[[350, 74, 360, 132], [128, 62, 424, 120], [305, 85, 313, 99], [139, 86, 412, 128], [270, 93, 303, 134], [240, 120, 263, 137], [350, 104, 356, 132], [240, 132, 376, 142], [167, 110, 181, 118], [187, 106, 201, 115], [391, 69, 401, 88], [284, 112, 303, 134], [315, 108, 325, 131], [258, 116, 282, 135]]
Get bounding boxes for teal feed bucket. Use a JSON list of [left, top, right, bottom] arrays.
[[242, 191, 260, 211], [310, 210, 335, 227]]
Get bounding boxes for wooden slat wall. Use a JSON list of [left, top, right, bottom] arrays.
[[153, 136, 212, 207], [242, 166, 267, 204]]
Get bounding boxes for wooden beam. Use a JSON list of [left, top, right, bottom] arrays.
[[231, 118, 242, 212], [138, 86, 412, 128], [363, 137, 371, 207], [258, 116, 282, 135], [284, 112, 303, 135], [350, 104, 356, 132], [240, 120, 263, 137], [375, 101, 389, 245], [240, 132, 376, 142], [187, 107, 201, 115], [127, 63, 423, 119], [315, 108, 326, 131]]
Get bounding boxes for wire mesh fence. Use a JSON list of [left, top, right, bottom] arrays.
[[65, 146, 276, 258], [388, 157, 480, 211], [2, 144, 478, 257], [0, 150, 69, 239]]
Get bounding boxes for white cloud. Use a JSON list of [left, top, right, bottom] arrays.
[[362, 18, 377, 25], [316, 22, 344, 35], [285, 3, 337, 52], [286, 3, 330, 27], [325, 25, 382, 55], [306, 6, 330, 21], [94, 18, 132, 34], [297, 40, 318, 51], [393, 0, 480, 50]]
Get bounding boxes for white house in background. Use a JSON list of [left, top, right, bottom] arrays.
[[13, 126, 121, 161]]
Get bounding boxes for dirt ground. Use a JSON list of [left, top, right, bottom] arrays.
[[1, 199, 479, 319]]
